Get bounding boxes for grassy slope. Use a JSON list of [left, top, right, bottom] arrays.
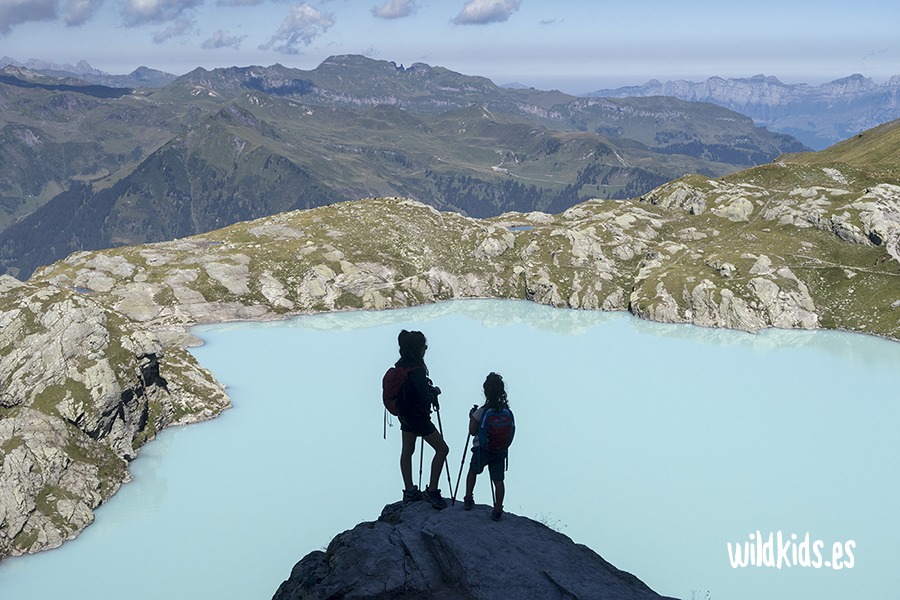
[[635, 120, 900, 338], [782, 118, 900, 175]]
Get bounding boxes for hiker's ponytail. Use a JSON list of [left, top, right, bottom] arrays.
[[483, 372, 508, 410]]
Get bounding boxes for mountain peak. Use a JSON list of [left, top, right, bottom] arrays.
[[128, 65, 176, 82], [823, 73, 867, 85], [0, 64, 36, 79], [744, 74, 785, 85], [273, 501, 675, 600], [317, 53, 399, 72]]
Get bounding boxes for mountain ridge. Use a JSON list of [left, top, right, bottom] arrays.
[[587, 73, 900, 150], [0, 57, 177, 88], [5, 54, 896, 151], [0, 55, 805, 279]]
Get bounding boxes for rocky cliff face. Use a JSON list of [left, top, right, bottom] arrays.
[[273, 502, 676, 600], [0, 275, 228, 558]]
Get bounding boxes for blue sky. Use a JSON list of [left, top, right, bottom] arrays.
[[1, 0, 898, 93]]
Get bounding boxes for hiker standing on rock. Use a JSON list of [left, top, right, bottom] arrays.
[[463, 372, 515, 520], [393, 330, 449, 509]]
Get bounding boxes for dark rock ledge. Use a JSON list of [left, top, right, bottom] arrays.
[[273, 501, 678, 600]]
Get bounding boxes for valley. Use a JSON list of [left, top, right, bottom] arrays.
[[0, 55, 806, 279]]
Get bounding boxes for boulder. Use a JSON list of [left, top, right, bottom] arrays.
[[273, 502, 676, 600]]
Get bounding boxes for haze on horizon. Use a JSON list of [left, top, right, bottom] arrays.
[[1, 0, 897, 94]]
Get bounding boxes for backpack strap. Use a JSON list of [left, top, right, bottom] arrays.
[[477, 408, 492, 449], [502, 408, 511, 471]]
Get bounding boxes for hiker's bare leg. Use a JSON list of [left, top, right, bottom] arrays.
[[400, 431, 418, 490], [464, 469, 476, 499], [422, 429, 449, 492], [493, 480, 505, 508]]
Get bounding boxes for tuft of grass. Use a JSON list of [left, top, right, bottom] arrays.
[[533, 512, 567, 533], [1, 434, 24, 455], [30, 380, 92, 419]]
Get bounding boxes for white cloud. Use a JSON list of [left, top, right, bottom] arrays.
[[64, 0, 101, 25], [151, 14, 192, 41], [452, 0, 520, 25], [122, 0, 201, 26], [202, 28, 246, 49], [0, 0, 58, 34], [371, 0, 416, 19], [260, 2, 334, 55]]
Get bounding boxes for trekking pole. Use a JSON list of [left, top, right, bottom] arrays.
[[452, 433, 471, 505], [434, 405, 454, 496], [452, 404, 478, 505], [491, 479, 496, 506]]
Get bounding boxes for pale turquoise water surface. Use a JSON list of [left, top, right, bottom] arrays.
[[1, 299, 898, 599]]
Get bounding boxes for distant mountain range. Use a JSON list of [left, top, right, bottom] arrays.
[[0, 56, 176, 88], [587, 74, 900, 150], [0, 55, 806, 279], [4, 56, 898, 152]]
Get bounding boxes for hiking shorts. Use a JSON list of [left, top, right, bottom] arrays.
[[398, 413, 437, 437], [469, 446, 506, 482]]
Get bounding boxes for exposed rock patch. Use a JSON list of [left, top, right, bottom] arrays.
[[0, 276, 228, 558], [273, 502, 676, 600]]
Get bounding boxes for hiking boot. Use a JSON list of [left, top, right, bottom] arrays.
[[424, 488, 448, 510], [491, 505, 503, 521], [402, 487, 423, 503], [463, 495, 474, 510]]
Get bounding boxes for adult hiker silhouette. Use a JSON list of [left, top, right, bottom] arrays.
[[393, 330, 450, 509]]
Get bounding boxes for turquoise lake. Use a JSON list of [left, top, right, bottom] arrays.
[[1, 299, 898, 599]]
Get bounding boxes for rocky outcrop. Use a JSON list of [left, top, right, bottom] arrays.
[[634, 171, 900, 336], [273, 502, 676, 600], [23, 180, 899, 345], [0, 275, 228, 558]]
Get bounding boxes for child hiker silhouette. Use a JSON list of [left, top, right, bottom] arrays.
[[463, 372, 515, 520]]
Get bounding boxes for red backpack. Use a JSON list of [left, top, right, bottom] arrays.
[[381, 365, 422, 416], [382, 366, 407, 416]]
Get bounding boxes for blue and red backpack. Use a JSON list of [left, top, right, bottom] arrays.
[[478, 407, 515, 453]]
